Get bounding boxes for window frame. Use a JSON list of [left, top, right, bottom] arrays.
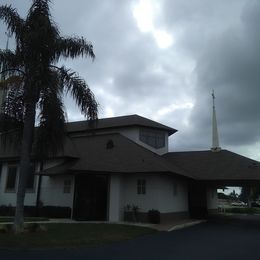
[[139, 127, 165, 149], [5, 164, 18, 193], [137, 179, 146, 195], [63, 179, 72, 194]]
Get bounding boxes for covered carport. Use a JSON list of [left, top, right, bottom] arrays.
[[164, 149, 260, 218]]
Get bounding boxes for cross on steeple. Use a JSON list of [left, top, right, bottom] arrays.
[[212, 90, 215, 107]]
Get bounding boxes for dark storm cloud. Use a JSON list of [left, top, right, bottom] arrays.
[[161, 0, 260, 157], [49, 0, 193, 120], [193, 1, 260, 148], [1, 0, 260, 159]]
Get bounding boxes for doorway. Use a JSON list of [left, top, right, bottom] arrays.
[[73, 174, 108, 221], [188, 181, 208, 218]]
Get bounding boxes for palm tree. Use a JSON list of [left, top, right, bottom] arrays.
[[0, 0, 98, 232]]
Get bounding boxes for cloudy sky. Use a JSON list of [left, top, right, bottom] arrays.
[[1, 0, 260, 163]]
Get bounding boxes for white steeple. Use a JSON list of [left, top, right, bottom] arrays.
[[211, 90, 221, 152]]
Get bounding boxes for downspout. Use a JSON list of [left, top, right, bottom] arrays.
[[70, 175, 76, 219], [35, 161, 43, 216]]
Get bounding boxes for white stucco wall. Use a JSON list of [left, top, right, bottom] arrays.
[[0, 163, 38, 206], [207, 187, 218, 210], [40, 175, 74, 208], [108, 174, 123, 222], [0, 160, 75, 209], [38, 158, 75, 208], [121, 174, 188, 215]]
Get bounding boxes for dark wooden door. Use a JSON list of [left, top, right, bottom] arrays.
[[188, 181, 208, 219], [73, 175, 108, 221]]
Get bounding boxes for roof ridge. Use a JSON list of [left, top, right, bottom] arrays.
[[66, 114, 139, 124], [166, 150, 213, 155], [65, 114, 177, 135]]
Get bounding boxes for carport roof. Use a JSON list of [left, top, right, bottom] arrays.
[[163, 150, 260, 181]]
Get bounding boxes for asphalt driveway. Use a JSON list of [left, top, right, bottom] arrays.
[[2, 215, 260, 260]]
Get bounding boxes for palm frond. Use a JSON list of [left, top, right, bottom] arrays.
[[0, 50, 23, 73], [0, 5, 24, 40], [55, 37, 95, 61], [0, 82, 24, 147], [35, 71, 66, 158], [57, 66, 98, 120], [29, 0, 51, 15], [2, 81, 24, 122], [25, 0, 59, 65], [0, 75, 24, 92], [0, 113, 23, 133]]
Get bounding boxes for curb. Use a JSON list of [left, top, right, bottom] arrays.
[[167, 220, 207, 232]]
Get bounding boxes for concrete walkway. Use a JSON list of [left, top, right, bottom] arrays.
[[153, 219, 206, 231], [0, 218, 206, 231]]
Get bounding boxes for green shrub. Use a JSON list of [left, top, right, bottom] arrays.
[[225, 207, 257, 214], [148, 210, 160, 224], [0, 224, 12, 233], [24, 223, 47, 233]]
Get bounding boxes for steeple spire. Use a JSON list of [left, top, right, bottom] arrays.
[[211, 90, 221, 152], [5, 31, 11, 50]]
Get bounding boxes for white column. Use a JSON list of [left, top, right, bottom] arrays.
[[108, 174, 122, 222]]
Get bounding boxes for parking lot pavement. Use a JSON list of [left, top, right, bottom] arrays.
[[1, 215, 260, 260]]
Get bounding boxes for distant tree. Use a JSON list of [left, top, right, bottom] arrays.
[[217, 192, 229, 200], [239, 186, 260, 206], [0, 0, 98, 232], [229, 190, 238, 201], [239, 187, 250, 203]]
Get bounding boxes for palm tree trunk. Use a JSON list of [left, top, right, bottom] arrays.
[[14, 102, 36, 233]]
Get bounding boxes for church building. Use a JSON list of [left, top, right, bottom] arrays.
[[1, 101, 260, 222]]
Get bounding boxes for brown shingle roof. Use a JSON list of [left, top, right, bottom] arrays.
[[65, 114, 177, 135], [163, 150, 260, 181], [41, 133, 190, 177], [0, 114, 176, 161], [0, 133, 78, 161], [0, 136, 20, 161]]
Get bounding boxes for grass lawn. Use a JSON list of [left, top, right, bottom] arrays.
[[0, 223, 156, 249], [0, 217, 48, 223]]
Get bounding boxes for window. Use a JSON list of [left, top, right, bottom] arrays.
[[26, 164, 36, 192], [137, 179, 146, 194], [139, 128, 165, 149], [63, 179, 72, 193], [5, 165, 17, 192], [173, 181, 178, 196]]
